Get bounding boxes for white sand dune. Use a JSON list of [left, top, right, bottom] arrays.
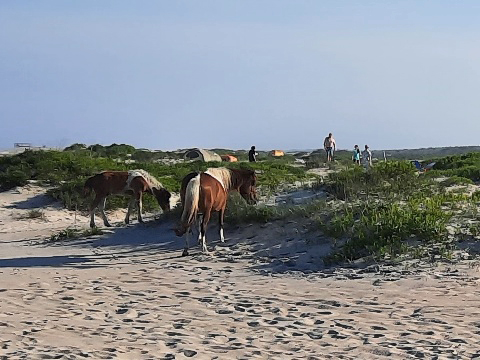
[[1, 186, 480, 359]]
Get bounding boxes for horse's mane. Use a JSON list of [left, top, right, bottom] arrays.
[[204, 167, 232, 190], [127, 169, 163, 190]]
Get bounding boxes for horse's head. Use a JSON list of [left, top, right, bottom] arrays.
[[238, 170, 258, 205], [153, 188, 171, 212]]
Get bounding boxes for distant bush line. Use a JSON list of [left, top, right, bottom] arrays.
[[0, 148, 316, 212]]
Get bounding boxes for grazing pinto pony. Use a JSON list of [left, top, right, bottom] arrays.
[[174, 167, 257, 255], [84, 169, 171, 228]]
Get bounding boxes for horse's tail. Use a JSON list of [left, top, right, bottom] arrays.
[[175, 174, 201, 236], [83, 175, 96, 197]]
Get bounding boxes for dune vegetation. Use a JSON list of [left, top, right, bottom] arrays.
[[0, 145, 315, 211], [1, 144, 480, 265]]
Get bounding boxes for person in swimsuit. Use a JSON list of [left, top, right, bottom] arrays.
[[352, 145, 361, 165], [323, 133, 336, 162]]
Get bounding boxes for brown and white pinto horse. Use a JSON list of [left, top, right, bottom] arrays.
[[84, 169, 171, 228], [174, 167, 257, 255]]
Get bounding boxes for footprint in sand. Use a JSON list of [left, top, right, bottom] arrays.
[[117, 308, 138, 318], [183, 349, 197, 357], [307, 331, 323, 339], [334, 321, 354, 330], [174, 291, 191, 298], [166, 331, 186, 337], [215, 309, 233, 315], [197, 297, 214, 303], [172, 319, 191, 330]]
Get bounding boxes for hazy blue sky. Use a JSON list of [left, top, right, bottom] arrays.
[[1, 1, 480, 150]]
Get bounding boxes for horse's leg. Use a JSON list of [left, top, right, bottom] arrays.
[[200, 209, 211, 254], [136, 192, 144, 223], [125, 196, 135, 224], [219, 208, 225, 242], [197, 214, 203, 244], [99, 197, 112, 227], [182, 226, 191, 256], [89, 195, 103, 228]]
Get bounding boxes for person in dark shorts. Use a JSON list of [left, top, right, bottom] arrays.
[[323, 133, 336, 162], [248, 146, 257, 162]]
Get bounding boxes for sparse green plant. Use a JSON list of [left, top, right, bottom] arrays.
[[321, 195, 451, 264], [81, 227, 104, 237], [468, 223, 480, 237], [15, 209, 46, 220], [48, 228, 79, 242], [472, 191, 480, 202], [440, 176, 474, 187], [47, 227, 104, 243]]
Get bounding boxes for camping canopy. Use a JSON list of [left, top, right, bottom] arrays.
[[184, 148, 222, 162]]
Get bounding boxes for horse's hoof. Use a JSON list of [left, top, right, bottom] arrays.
[[104, 223, 112, 227], [90, 223, 95, 228], [182, 249, 189, 257]]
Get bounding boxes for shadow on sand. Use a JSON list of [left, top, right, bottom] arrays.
[[1, 217, 340, 274], [0, 255, 96, 268], [5, 193, 60, 210], [0, 219, 195, 268], [69, 220, 185, 253]]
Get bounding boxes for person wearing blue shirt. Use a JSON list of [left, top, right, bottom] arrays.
[[352, 145, 361, 165]]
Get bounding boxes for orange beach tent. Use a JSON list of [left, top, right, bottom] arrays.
[[271, 150, 285, 157], [221, 155, 238, 162]]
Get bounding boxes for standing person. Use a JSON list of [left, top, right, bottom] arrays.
[[362, 145, 372, 169], [323, 133, 336, 162], [248, 145, 258, 162], [352, 145, 361, 165]]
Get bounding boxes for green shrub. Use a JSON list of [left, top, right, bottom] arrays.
[[426, 152, 480, 181], [225, 193, 283, 224], [0, 168, 29, 190], [323, 197, 451, 263], [326, 161, 418, 200], [440, 176, 474, 187]]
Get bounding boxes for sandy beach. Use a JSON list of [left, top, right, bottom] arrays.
[[1, 185, 480, 359]]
